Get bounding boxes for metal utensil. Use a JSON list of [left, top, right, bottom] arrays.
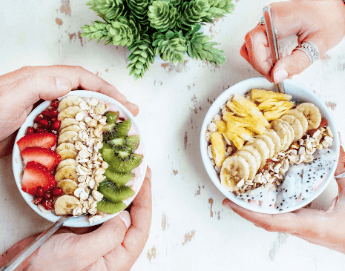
[[0, 216, 71, 271], [263, 6, 285, 93]]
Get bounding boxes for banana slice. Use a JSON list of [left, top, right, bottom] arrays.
[[284, 109, 308, 134], [55, 165, 78, 182], [280, 120, 294, 148], [241, 145, 261, 170], [58, 95, 83, 111], [60, 118, 79, 129], [296, 103, 321, 130], [58, 131, 78, 144], [54, 195, 81, 215], [56, 143, 77, 153], [220, 156, 250, 191], [60, 125, 81, 134], [255, 135, 275, 158], [236, 150, 257, 180], [56, 158, 77, 171], [272, 120, 288, 152], [58, 106, 84, 120], [247, 139, 269, 168], [280, 115, 303, 141], [57, 179, 78, 195], [264, 129, 281, 155], [58, 149, 77, 160]]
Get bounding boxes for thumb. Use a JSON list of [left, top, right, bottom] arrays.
[[0, 72, 72, 109], [271, 49, 311, 83]]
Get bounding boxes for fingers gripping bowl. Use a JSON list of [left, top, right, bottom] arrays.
[[200, 78, 339, 214], [13, 91, 147, 227]]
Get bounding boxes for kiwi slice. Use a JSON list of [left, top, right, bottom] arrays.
[[98, 180, 135, 202], [107, 135, 140, 153], [96, 199, 127, 214], [103, 120, 132, 141], [99, 142, 112, 155], [104, 168, 134, 186], [102, 149, 143, 173], [106, 112, 119, 124]]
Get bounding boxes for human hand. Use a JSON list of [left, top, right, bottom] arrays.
[[0, 167, 152, 271], [0, 65, 139, 157], [240, 0, 345, 83], [223, 147, 345, 254]]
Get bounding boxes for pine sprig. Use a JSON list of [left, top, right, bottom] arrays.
[[187, 32, 226, 65], [81, 0, 234, 79], [127, 35, 155, 80]]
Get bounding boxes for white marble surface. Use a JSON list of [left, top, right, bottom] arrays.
[[1, 0, 345, 270]]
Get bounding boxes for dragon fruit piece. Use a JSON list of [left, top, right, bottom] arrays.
[[275, 165, 304, 211]]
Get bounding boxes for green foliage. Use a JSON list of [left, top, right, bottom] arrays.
[[127, 35, 155, 80], [153, 31, 187, 65], [82, 0, 234, 79]]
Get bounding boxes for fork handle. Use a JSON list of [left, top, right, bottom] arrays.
[[0, 216, 70, 271]]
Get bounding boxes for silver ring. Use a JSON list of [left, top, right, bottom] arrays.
[[260, 16, 265, 25], [335, 172, 345, 179], [294, 41, 320, 65]]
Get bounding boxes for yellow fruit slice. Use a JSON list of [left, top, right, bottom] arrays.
[[226, 121, 254, 141], [216, 120, 227, 133], [226, 101, 247, 117], [210, 132, 226, 167], [220, 155, 250, 191], [223, 112, 266, 135], [251, 89, 292, 102], [225, 132, 245, 150], [232, 94, 269, 127]]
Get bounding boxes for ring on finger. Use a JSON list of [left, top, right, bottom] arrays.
[[293, 41, 320, 65]]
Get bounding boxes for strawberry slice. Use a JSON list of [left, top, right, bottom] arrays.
[[21, 147, 61, 170], [22, 161, 55, 195], [17, 133, 57, 152]]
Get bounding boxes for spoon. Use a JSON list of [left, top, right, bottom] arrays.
[[0, 216, 72, 271], [263, 6, 285, 93]]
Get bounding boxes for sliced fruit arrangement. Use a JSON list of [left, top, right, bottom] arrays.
[[96, 112, 143, 214], [19, 95, 144, 223], [18, 99, 63, 211], [206, 89, 333, 193]]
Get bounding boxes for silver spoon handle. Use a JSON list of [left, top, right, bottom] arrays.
[[0, 216, 70, 271], [263, 6, 285, 93]]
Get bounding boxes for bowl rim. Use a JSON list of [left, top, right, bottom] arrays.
[[200, 77, 340, 214], [12, 90, 147, 227]]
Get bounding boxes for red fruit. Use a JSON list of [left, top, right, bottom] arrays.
[[47, 178, 57, 191], [319, 118, 328, 128], [50, 109, 59, 117], [35, 128, 47, 133], [21, 147, 61, 170], [37, 119, 49, 127], [51, 117, 57, 122], [266, 159, 272, 163], [33, 197, 43, 205], [21, 162, 54, 195], [36, 186, 44, 197], [263, 164, 269, 170], [17, 133, 57, 151], [42, 199, 53, 210], [41, 109, 51, 118], [52, 187, 63, 197], [44, 192, 52, 200], [26, 127, 34, 135], [51, 120, 61, 131], [34, 114, 44, 123], [51, 99, 59, 108]]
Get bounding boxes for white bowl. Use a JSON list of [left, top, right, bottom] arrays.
[[12, 90, 147, 227], [200, 77, 339, 214]]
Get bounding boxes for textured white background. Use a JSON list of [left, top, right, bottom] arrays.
[[0, 0, 345, 270]]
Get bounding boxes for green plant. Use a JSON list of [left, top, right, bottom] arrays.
[[81, 0, 234, 79]]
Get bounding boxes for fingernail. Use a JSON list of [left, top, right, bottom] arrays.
[[273, 69, 288, 83], [222, 199, 232, 209], [55, 77, 70, 91], [119, 210, 131, 229]]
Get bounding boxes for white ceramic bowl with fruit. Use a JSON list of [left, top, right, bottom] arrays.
[[200, 77, 339, 214], [12, 90, 147, 227]]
